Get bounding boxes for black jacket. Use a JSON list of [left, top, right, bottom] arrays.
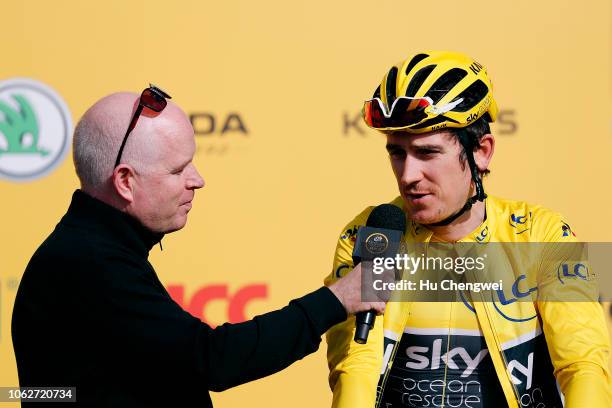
[[12, 190, 346, 407]]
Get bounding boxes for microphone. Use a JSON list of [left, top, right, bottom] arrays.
[[353, 204, 406, 344]]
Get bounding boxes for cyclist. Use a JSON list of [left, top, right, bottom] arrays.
[[324, 51, 611, 407]]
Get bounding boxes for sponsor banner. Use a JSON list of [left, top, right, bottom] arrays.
[[0, 79, 72, 181], [168, 283, 268, 327], [1, 1, 611, 407]]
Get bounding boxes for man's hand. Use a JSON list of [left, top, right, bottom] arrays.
[[328, 264, 386, 315]]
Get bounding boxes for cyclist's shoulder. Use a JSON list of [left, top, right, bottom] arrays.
[[487, 195, 575, 240]]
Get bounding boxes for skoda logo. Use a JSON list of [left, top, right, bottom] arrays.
[[365, 232, 388, 255], [0, 78, 72, 182]]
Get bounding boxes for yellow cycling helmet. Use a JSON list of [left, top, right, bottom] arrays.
[[363, 51, 498, 133]]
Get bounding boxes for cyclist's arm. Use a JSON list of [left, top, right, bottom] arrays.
[[536, 213, 612, 407], [324, 211, 382, 408]]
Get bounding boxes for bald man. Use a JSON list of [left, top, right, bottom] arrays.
[[11, 88, 383, 407]]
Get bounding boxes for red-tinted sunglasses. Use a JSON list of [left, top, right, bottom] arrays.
[[114, 84, 172, 168], [362, 96, 432, 129]]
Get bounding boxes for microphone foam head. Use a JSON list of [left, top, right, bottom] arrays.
[[366, 204, 407, 232]]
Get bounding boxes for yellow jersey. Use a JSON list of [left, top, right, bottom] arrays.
[[325, 195, 611, 408]]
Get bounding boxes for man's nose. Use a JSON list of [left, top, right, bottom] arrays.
[[399, 156, 423, 188], [187, 164, 205, 190]]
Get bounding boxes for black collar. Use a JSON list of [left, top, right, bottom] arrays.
[[61, 190, 164, 257]]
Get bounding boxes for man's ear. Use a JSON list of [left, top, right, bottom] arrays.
[[474, 133, 495, 172], [112, 165, 136, 203]]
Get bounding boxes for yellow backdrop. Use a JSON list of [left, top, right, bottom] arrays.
[[1, 0, 611, 406]]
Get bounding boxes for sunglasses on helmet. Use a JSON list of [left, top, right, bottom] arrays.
[[114, 84, 172, 168], [362, 96, 433, 129]]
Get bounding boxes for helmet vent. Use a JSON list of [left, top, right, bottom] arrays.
[[405, 65, 436, 98], [450, 79, 488, 112], [372, 85, 381, 99], [404, 53, 429, 77], [385, 66, 398, 105], [424, 68, 468, 104]]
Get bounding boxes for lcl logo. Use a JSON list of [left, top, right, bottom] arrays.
[[167, 284, 268, 327]]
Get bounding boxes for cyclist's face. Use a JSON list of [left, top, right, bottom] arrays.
[[386, 131, 473, 225]]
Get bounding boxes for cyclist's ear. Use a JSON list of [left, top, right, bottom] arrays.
[[474, 134, 494, 173]]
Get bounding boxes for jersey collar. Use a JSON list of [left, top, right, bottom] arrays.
[[396, 196, 496, 244]]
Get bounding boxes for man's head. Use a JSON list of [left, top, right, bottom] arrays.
[[385, 118, 494, 224], [73, 90, 205, 233], [363, 51, 497, 226]]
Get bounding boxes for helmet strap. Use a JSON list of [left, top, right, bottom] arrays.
[[427, 130, 487, 227]]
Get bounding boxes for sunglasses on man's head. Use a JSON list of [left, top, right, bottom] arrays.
[[114, 84, 172, 168]]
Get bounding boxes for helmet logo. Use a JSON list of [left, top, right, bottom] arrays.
[[469, 61, 484, 75], [430, 98, 464, 115]]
